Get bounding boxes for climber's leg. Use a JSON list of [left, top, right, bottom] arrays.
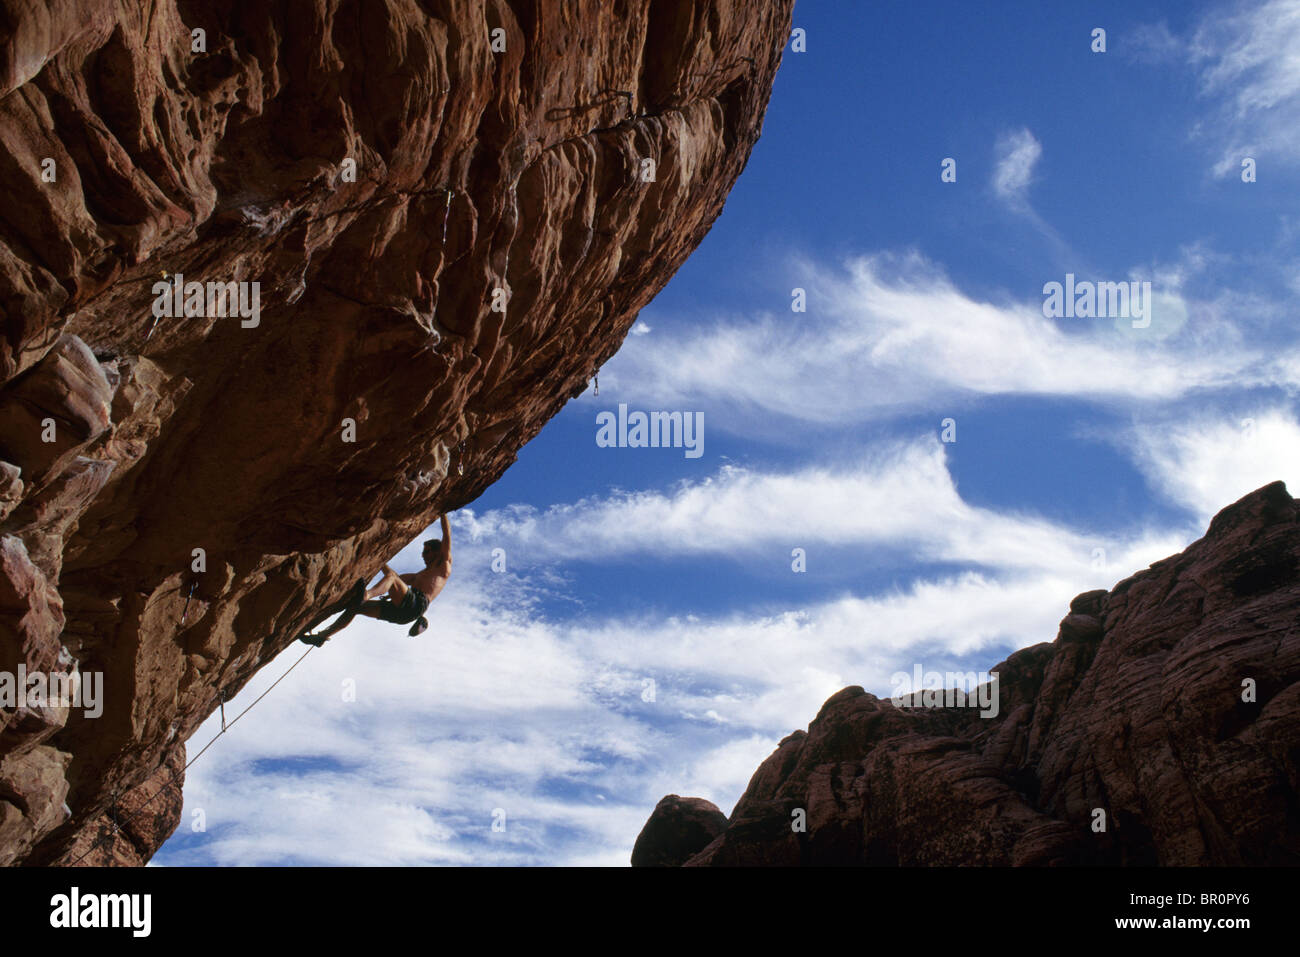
[[354, 598, 395, 620], [386, 575, 410, 601], [302, 578, 365, 630], [355, 576, 412, 621], [299, 604, 360, 645], [364, 565, 403, 601], [297, 578, 366, 644], [358, 570, 408, 610], [363, 573, 392, 601]]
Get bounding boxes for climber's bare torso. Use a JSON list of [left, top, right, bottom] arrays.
[[357, 513, 452, 611], [399, 563, 449, 603]]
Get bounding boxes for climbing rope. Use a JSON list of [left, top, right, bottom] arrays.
[[61, 642, 318, 867]]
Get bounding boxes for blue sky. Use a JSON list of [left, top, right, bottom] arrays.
[[155, 0, 1300, 866]]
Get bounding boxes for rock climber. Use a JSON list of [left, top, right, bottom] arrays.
[[298, 514, 452, 645]]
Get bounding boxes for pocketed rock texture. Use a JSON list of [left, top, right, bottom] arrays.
[[0, 0, 793, 865], [636, 482, 1300, 866]]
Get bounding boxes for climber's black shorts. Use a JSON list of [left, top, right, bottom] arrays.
[[363, 586, 429, 625]]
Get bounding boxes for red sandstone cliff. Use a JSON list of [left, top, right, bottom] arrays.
[[0, 0, 794, 865], [635, 482, 1300, 866]]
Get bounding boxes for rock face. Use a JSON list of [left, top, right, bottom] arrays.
[[0, 0, 794, 865], [631, 794, 728, 867], [636, 482, 1300, 866]]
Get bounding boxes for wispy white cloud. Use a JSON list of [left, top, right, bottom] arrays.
[[1141, 0, 1300, 175], [992, 128, 1042, 209], [597, 251, 1290, 436], [460, 436, 1185, 577], [1123, 405, 1300, 521]]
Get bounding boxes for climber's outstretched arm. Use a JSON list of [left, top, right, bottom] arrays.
[[437, 514, 452, 575]]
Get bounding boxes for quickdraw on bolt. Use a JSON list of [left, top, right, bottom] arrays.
[[181, 580, 197, 624], [147, 271, 168, 340]]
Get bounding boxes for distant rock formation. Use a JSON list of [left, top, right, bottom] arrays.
[[631, 795, 728, 866], [635, 482, 1300, 866], [0, 0, 793, 865]]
